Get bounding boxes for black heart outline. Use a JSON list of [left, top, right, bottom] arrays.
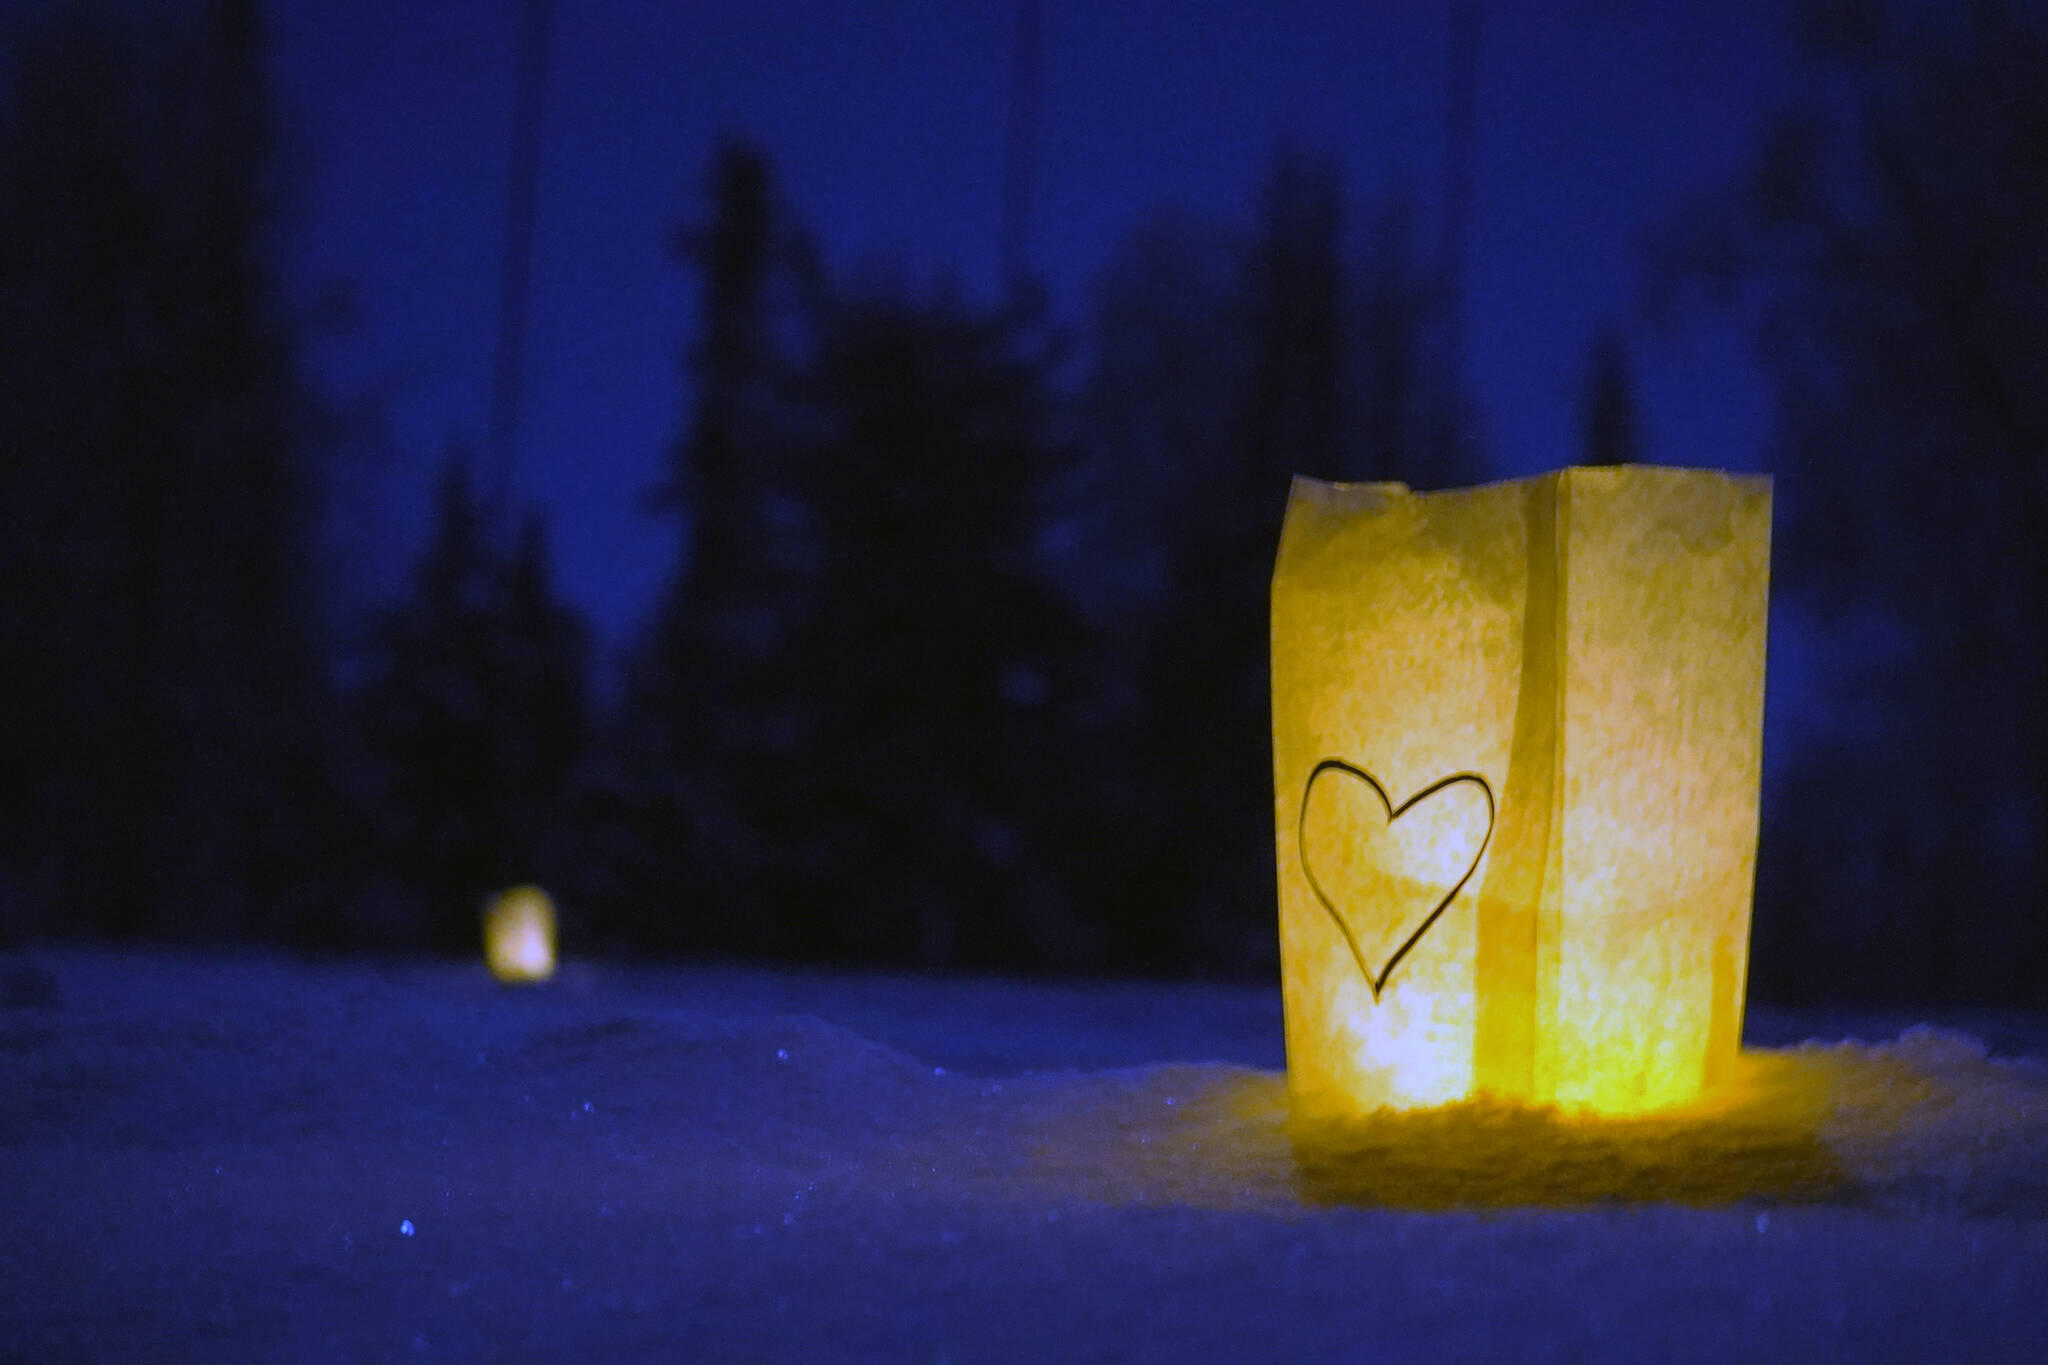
[[1298, 758, 1497, 1003]]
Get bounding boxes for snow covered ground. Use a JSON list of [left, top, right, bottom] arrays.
[[2, 948, 2044, 1362]]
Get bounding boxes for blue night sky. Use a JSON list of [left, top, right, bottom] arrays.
[[270, 0, 1805, 723]]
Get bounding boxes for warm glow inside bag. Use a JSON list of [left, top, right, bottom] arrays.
[[1270, 466, 1771, 1118]]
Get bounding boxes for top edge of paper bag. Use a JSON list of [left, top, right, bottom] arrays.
[[1286, 465, 1771, 506]]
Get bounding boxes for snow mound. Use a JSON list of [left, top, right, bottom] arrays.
[[2, 953, 2042, 1220], [2, 952, 2045, 1361], [1802, 1026, 2048, 1216]]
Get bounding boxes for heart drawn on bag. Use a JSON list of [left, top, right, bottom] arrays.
[[1298, 759, 1496, 1002]]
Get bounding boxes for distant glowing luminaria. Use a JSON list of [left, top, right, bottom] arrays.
[[483, 885, 557, 983]]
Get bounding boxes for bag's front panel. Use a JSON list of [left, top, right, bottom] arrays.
[[1272, 476, 1528, 1117]]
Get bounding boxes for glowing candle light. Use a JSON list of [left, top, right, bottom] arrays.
[[1271, 467, 1770, 1119], [482, 885, 557, 984]]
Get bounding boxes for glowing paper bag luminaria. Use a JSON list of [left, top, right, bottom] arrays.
[[482, 885, 558, 984], [1271, 466, 1771, 1119]]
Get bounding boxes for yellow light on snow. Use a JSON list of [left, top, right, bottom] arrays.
[[1271, 466, 1771, 1119], [483, 885, 557, 983]]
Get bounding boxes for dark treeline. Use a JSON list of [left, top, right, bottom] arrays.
[[584, 138, 1480, 975], [0, 0, 335, 942], [1, 0, 2042, 1002], [1650, 0, 2048, 1004]]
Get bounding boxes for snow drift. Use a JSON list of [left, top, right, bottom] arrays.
[[1, 950, 2043, 1361]]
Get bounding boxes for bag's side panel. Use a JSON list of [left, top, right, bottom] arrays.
[[1544, 466, 1773, 1113]]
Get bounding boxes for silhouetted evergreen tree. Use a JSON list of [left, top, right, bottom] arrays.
[[1653, 0, 2048, 1002], [1078, 151, 1488, 974], [1577, 326, 1641, 468], [351, 456, 587, 952], [772, 286, 1084, 967], [613, 140, 1493, 976], [1245, 146, 1345, 486], [1079, 208, 1251, 602], [500, 516, 590, 858], [1068, 209, 1252, 970], [1130, 153, 1352, 970], [607, 138, 826, 955], [1344, 192, 1486, 489], [0, 0, 331, 941]]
